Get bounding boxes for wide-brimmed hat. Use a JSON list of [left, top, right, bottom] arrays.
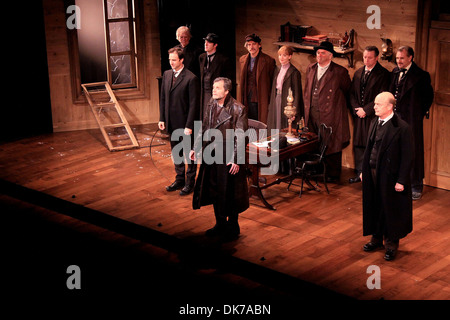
[[314, 41, 336, 56], [244, 33, 261, 43], [203, 33, 219, 44]]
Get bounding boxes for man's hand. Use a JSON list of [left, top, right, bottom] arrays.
[[158, 121, 165, 130], [189, 150, 196, 161], [355, 107, 366, 118], [184, 128, 192, 135], [394, 183, 404, 192], [227, 162, 239, 175]]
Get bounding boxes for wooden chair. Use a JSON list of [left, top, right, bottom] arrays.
[[248, 119, 267, 143], [287, 123, 332, 197], [247, 119, 268, 184]]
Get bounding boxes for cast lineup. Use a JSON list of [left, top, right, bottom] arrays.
[[158, 26, 434, 260]]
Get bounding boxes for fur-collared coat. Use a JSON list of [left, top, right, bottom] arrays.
[[192, 94, 249, 215]]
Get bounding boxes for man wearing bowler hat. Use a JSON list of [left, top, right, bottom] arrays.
[[303, 41, 351, 182], [239, 33, 276, 123], [198, 33, 233, 119]]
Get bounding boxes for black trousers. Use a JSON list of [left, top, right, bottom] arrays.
[[248, 102, 258, 121], [170, 133, 197, 187], [353, 146, 365, 174]]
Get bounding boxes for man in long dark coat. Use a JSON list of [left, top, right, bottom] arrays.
[[198, 33, 233, 119], [190, 77, 248, 240], [159, 47, 200, 195], [361, 92, 414, 261], [349, 46, 390, 183], [303, 41, 351, 181], [389, 46, 434, 200], [174, 26, 202, 77]]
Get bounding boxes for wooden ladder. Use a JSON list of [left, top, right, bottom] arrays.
[[81, 82, 139, 151]]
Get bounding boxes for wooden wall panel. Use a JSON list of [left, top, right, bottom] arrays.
[[43, 0, 161, 133], [235, 0, 419, 169]]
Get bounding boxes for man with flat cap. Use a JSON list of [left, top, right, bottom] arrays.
[[239, 33, 276, 123], [303, 41, 351, 182], [199, 33, 233, 120]]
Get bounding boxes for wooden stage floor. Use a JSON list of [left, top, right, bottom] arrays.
[[1, 125, 449, 310]]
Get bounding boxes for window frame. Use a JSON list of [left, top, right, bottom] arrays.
[[67, 0, 147, 103]]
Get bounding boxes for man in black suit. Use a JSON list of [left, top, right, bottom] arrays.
[[175, 26, 202, 78], [159, 47, 200, 195], [361, 92, 414, 261], [349, 46, 390, 183], [389, 46, 434, 200], [198, 33, 233, 119]]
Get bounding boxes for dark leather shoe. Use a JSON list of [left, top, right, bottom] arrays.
[[412, 192, 422, 200], [205, 225, 226, 237], [384, 249, 397, 261], [349, 176, 361, 184], [166, 181, 184, 192], [179, 185, 193, 196], [363, 241, 384, 252]]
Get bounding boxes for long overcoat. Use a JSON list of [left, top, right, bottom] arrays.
[[303, 61, 351, 154], [389, 62, 434, 181], [192, 95, 249, 215], [362, 113, 414, 239], [198, 51, 233, 118], [239, 51, 276, 124], [267, 64, 304, 131], [159, 67, 199, 134]]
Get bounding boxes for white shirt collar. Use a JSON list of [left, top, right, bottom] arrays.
[[173, 66, 184, 77], [379, 112, 394, 125], [318, 61, 331, 70]]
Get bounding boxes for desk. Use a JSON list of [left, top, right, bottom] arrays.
[[246, 131, 318, 210], [273, 41, 356, 68]]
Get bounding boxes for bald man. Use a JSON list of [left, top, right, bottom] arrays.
[[360, 92, 414, 261]]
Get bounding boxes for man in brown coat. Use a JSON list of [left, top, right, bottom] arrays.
[[239, 33, 276, 124], [303, 41, 351, 181]]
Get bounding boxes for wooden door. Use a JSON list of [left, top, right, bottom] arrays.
[[424, 21, 450, 190]]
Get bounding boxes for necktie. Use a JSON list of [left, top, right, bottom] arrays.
[[398, 68, 407, 83], [378, 120, 383, 128], [172, 70, 176, 87], [207, 54, 215, 69], [362, 70, 370, 84]]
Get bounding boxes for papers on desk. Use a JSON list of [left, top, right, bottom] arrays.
[[251, 137, 275, 148], [287, 136, 301, 145]]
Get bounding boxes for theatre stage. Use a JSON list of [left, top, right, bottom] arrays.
[[1, 125, 448, 313]]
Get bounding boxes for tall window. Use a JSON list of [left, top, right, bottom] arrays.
[[68, 0, 145, 101], [104, 0, 137, 88]]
